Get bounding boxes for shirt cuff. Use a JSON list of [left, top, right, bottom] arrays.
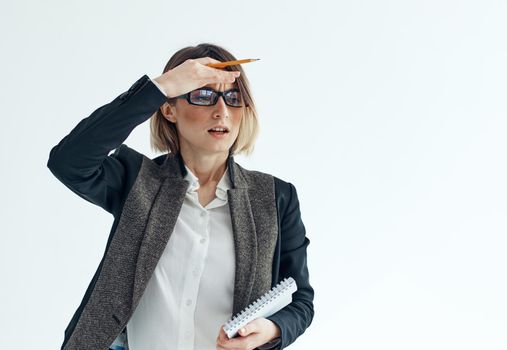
[[150, 77, 167, 97]]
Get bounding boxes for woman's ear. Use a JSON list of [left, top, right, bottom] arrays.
[[159, 102, 177, 123]]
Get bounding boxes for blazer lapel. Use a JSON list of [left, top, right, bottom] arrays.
[[226, 157, 259, 315], [228, 186, 258, 315], [131, 154, 187, 309]]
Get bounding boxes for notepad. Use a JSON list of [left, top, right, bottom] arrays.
[[223, 277, 297, 338]]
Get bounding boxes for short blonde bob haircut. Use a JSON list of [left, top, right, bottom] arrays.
[[150, 43, 259, 156]]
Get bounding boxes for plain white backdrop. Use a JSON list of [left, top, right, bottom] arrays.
[[1, 0, 506, 349]]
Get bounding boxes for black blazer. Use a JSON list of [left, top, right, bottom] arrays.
[[47, 74, 314, 350]]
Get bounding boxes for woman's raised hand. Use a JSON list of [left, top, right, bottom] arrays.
[[153, 57, 241, 98]]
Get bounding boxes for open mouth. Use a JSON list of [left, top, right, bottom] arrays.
[[208, 127, 230, 135]]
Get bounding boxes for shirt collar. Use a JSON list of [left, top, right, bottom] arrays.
[[183, 165, 231, 201], [174, 152, 240, 189]]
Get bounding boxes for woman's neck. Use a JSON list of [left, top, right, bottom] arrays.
[[179, 147, 229, 187]]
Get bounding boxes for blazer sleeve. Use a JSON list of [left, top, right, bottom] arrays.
[[47, 75, 167, 216], [265, 181, 315, 349]]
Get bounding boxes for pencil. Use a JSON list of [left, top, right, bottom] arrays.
[[207, 58, 260, 68]]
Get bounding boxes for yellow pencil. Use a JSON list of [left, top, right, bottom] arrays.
[[207, 58, 260, 68]]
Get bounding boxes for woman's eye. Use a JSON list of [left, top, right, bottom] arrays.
[[227, 92, 241, 101], [191, 90, 213, 102]]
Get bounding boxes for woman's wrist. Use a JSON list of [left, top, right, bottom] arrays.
[[150, 78, 167, 97], [153, 74, 173, 97], [267, 319, 281, 340], [153, 71, 182, 98]]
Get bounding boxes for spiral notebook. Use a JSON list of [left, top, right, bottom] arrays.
[[223, 277, 297, 338]]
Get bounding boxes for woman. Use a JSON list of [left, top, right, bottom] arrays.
[[47, 43, 314, 350]]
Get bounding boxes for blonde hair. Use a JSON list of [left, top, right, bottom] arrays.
[[150, 43, 259, 156]]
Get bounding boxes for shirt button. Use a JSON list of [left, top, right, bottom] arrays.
[[186, 299, 192, 306], [200, 237, 206, 244], [200, 211, 206, 217]]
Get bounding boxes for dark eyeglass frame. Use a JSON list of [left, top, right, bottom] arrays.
[[174, 87, 245, 108]]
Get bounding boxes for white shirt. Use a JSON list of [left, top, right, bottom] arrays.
[[126, 165, 236, 350]]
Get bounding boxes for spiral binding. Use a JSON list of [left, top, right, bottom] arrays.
[[223, 277, 297, 338]]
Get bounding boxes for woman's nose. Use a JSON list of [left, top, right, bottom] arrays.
[[212, 96, 229, 119]]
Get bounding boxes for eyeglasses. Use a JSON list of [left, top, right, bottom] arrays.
[[175, 87, 244, 108]]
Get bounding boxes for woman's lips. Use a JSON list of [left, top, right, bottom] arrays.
[[208, 130, 229, 138]]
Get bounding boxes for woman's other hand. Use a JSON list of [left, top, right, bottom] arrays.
[[216, 317, 281, 350], [153, 57, 240, 98]]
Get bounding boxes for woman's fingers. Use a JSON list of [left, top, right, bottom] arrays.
[[216, 326, 231, 349], [194, 57, 241, 85]]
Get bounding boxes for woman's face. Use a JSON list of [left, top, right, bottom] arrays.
[[162, 82, 243, 157]]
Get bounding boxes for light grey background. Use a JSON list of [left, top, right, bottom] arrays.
[[1, 0, 506, 349]]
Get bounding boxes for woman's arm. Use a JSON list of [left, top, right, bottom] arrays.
[[47, 58, 240, 216], [266, 180, 315, 349], [47, 75, 167, 216]]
